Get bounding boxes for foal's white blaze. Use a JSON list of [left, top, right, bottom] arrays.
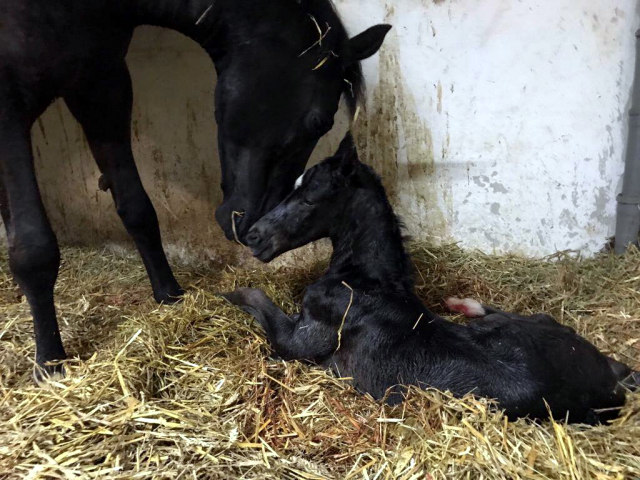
[[294, 171, 306, 190], [445, 297, 486, 318]]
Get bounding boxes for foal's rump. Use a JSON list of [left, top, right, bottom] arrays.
[[447, 297, 572, 331], [476, 317, 627, 422]]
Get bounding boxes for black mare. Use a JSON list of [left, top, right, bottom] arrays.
[[223, 132, 638, 424], [0, 0, 391, 380]]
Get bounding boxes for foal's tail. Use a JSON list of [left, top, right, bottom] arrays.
[[445, 297, 502, 318]]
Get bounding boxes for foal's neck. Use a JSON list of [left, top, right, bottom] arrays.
[[329, 184, 414, 291]]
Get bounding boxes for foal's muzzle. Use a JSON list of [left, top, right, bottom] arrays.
[[245, 224, 278, 262]]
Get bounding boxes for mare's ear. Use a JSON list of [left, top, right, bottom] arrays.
[[335, 131, 359, 176], [342, 24, 392, 63]]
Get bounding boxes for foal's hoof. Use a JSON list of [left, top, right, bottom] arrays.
[[33, 362, 66, 386], [220, 290, 243, 306], [220, 288, 264, 307]]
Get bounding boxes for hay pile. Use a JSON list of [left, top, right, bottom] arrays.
[[0, 244, 638, 479]]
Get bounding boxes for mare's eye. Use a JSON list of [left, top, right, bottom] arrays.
[[307, 113, 334, 137], [302, 199, 314, 207]]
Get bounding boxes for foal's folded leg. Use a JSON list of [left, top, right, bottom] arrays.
[[221, 288, 336, 361]]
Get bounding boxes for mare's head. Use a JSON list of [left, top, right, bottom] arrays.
[[245, 131, 363, 262], [212, 0, 391, 242]]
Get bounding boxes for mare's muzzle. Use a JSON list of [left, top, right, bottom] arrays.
[[215, 200, 257, 243]]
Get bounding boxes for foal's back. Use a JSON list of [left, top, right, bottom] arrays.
[[327, 288, 626, 422]]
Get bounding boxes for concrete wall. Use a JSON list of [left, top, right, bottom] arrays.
[[347, 0, 639, 255], [2, 0, 639, 262]]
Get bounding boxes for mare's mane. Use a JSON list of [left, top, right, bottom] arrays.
[[297, 0, 365, 114]]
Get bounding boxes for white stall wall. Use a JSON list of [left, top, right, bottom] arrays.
[[346, 0, 639, 255], [1, 0, 638, 263]]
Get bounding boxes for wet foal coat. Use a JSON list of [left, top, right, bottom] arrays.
[[224, 133, 636, 424]]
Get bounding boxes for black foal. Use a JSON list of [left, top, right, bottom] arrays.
[[223, 132, 637, 424]]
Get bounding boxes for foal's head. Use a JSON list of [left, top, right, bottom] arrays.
[[212, 1, 391, 242], [245, 131, 362, 262]]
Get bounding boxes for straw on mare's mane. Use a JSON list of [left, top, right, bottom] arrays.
[[297, 0, 365, 115]]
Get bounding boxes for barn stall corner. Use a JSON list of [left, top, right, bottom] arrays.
[[1, 0, 639, 479]]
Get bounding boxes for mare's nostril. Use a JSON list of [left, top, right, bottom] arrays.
[[245, 230, 261, 246]]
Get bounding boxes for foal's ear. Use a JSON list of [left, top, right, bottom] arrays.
[[343, 24, 392, 63], [336, 132, 358, 176]]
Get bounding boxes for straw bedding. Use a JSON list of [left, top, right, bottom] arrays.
[[0, 243, 638, 479]]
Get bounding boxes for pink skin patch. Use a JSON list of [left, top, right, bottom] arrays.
[[445, 297, 486, 318]]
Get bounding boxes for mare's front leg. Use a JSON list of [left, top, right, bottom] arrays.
[[0, 120, 66, 382], [222, 288, 337, 361], [64, 62, 182, 303]]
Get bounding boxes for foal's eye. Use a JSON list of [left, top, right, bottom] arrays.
[[302, 199, 314, 207]]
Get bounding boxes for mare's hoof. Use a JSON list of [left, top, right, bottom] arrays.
[[33, 361, 66, 386], [154, 284, 185, 304]]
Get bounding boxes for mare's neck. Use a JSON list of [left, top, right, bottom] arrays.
[[130, 0, 310, 59], [131, 0, 225, 53], [328, 188, 414, 291]]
